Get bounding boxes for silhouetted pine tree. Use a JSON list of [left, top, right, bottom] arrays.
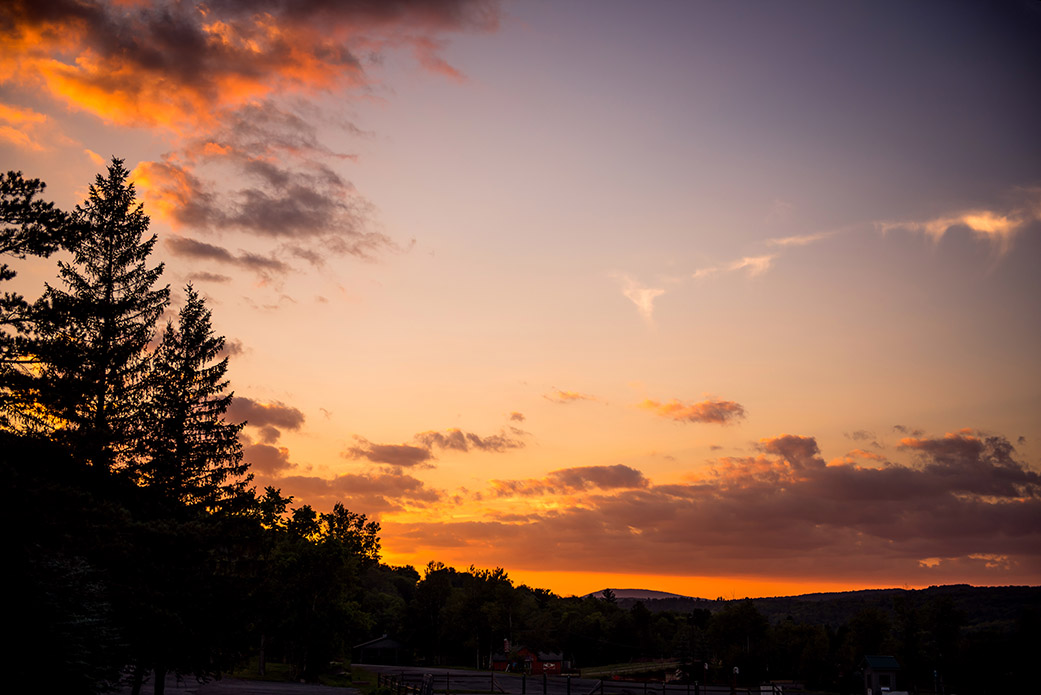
[[34, 158, 169, 471], [141, 284, 248, 509], [0, 171, 76, 428]]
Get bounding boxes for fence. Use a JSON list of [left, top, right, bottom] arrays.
[[586, 680, 782, 695], [378, 671, 508, 695], [375, 671, 784, 695]]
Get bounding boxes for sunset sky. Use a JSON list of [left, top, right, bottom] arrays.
[[3, 0, 1040, 599]]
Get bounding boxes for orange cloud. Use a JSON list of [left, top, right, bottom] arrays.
[[828, 448, 886, 467], [0, 103, 50, 150], [544, 389, 598, 404], [639, 397, 746, 425], [131, 159, 212, 226], [261, 470, 443, 515], [1, 0, 499, 268], [1, 0, 497, 134], [491, 464, 649, 498], [380, 430, 1041, 586]]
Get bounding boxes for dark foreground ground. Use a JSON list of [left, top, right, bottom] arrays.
[[113, 676, 358, 694], [359, 665, 762, 695], [114, 666, 777, 695]]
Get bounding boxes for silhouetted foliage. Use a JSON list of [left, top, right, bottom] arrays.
[[33, 159, 169, 470], [0, 171, 76, 427], [140, 284, 248, 510]]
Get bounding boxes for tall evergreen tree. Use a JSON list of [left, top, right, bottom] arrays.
[[0, 171, 76, 428], [34, 158, 169, 471], [141, 284, 248, 509]]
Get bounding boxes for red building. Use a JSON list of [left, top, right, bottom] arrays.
[[491, 646, 564, 675]]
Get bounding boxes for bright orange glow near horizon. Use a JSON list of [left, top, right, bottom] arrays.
[[452, 569, 916, 602], [2, 0, 1040, 595]]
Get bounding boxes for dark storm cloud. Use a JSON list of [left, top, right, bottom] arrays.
[[394, 430, 1041, 583]]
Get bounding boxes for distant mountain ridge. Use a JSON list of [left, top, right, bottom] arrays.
[[583, 588, 702, 600], [582, 584, 1040, 632]]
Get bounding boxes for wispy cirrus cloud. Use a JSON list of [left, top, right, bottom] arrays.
[[616, 274, 666, 322], [692, 254, 775, 280], [877, 191, 1041, 255], [766, 230, 836, 247], [691, 230, 837, 283], [544, 389, 599, 404], [639, 397, 747, 425]]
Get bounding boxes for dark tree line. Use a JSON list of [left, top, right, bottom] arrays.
[[4, 160, 382, 693], [367, 567, 1037, 694]]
